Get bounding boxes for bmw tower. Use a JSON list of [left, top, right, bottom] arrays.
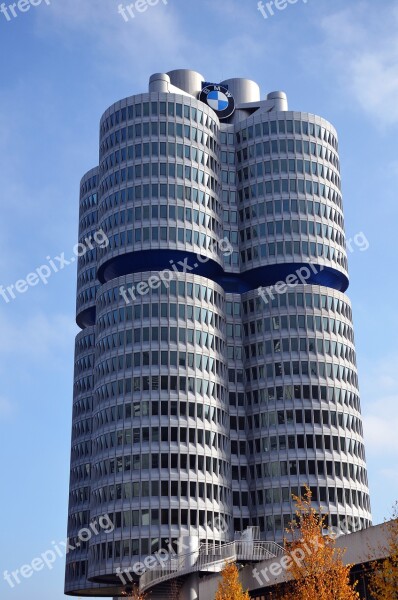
[[65, 69, 371, 599]]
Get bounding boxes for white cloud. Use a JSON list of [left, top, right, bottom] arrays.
[[317, 3, 398, 126], [37, 0, 270, 86], [37, 0, 190, 84]]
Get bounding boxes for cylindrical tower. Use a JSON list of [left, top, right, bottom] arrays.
[[66, 170, 112, 596], [241, 286, 370, 540], [76, 168, 100, 328], [88, 272, 232, 584], [96, 93, 224, 284], [235, 114, 348, 291], [232, 110, 371, 539]]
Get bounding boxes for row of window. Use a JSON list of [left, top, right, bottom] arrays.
[[240, 238, 345, 268], [80, 174, 98, 197], [245, 385, 360, 411], [92, 400, 226, 430], [71, 418, 91, 440], [77, 266, 97, 288], [254, 459, 367, 490], [75, 333, 95, 352], [256, 431, 364, 459], [76, 286, 97, 308], [99, 186, 220, 220], [101, 204, 221, 232], [237, 139, 339, 173], [96, 228, 220, 257], [76, 247, 97, 270], [238, 159, 340, 190], [100, 141, 219, 179], [244, 359, 357, 387], [242, 315, 354, 343], [92, 423, 228, 457], [79, 193, 97, 218], [75, 353, 93, 374], [97, 302, 224, 332], [94, 350, 225, 379], [72, 396, 92, 420], [241, 220, 344, 248], [95, 329, 224, 358], [95, 374, 226, 400], [69, 486, 90, 506], [101, 101, 218, 139], [89, 445, 229, 484], [65, 559, 87, 581], [99, 165, 218, 196], [239, 197, 344, 230], [100, 206, 222, 239], [250, 486, 370, 514], [238, 178, 342, 211], [242, 406, 363, 437], [243, 337, 355, 364], [243, 292, 351, 318], [98, 280, 223, 310], [91, 469, 230, 509], [93, 376, 227, 404], [246, 488, 369, 517], [90, 479, 232, 511], [100, 123, 218, 164], [93, 340, 224, 373], [236, 120, 338, 150]]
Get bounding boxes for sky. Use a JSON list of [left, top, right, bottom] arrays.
[[0, 0, 397, 598]]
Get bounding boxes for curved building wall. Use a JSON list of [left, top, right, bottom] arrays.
[[88, 273, 232, 583], [76, 168, 100, 328], [66, 328, 110, 596], [96, 93, 224, 284], [235, 114, 348, 291], [241, 285, 371, 540]]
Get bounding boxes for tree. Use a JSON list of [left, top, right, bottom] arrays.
[[168, 578, 181, 600], [215, 561, 250, 600], [369, 501, 398, 599], [280, 487, 359, 600], [121, 584, 149, 600]]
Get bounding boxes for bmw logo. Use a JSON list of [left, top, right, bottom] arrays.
[[199, 84, 235, 120]]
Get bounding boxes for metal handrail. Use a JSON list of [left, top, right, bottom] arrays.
[[140, 540, 285, 592]]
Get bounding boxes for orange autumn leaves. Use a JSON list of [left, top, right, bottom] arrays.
[[278, 487, 359, 600], [215, 562, 251, 600], [368, 501, 398, 600]]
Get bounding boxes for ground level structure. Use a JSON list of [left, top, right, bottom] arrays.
[[132, 522, 393, 599]]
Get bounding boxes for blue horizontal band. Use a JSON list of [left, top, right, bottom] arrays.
[[96, 250, 349, 295]]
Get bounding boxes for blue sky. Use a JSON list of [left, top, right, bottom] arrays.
[[0, 0, 397, 598]]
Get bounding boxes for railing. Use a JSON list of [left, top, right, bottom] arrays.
[[140, 540, 285, 592], [236, 541, 285, 562]]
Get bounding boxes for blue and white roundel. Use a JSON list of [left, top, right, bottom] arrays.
[[207, 90, 229, 112], [199, 84, 235, 120]]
